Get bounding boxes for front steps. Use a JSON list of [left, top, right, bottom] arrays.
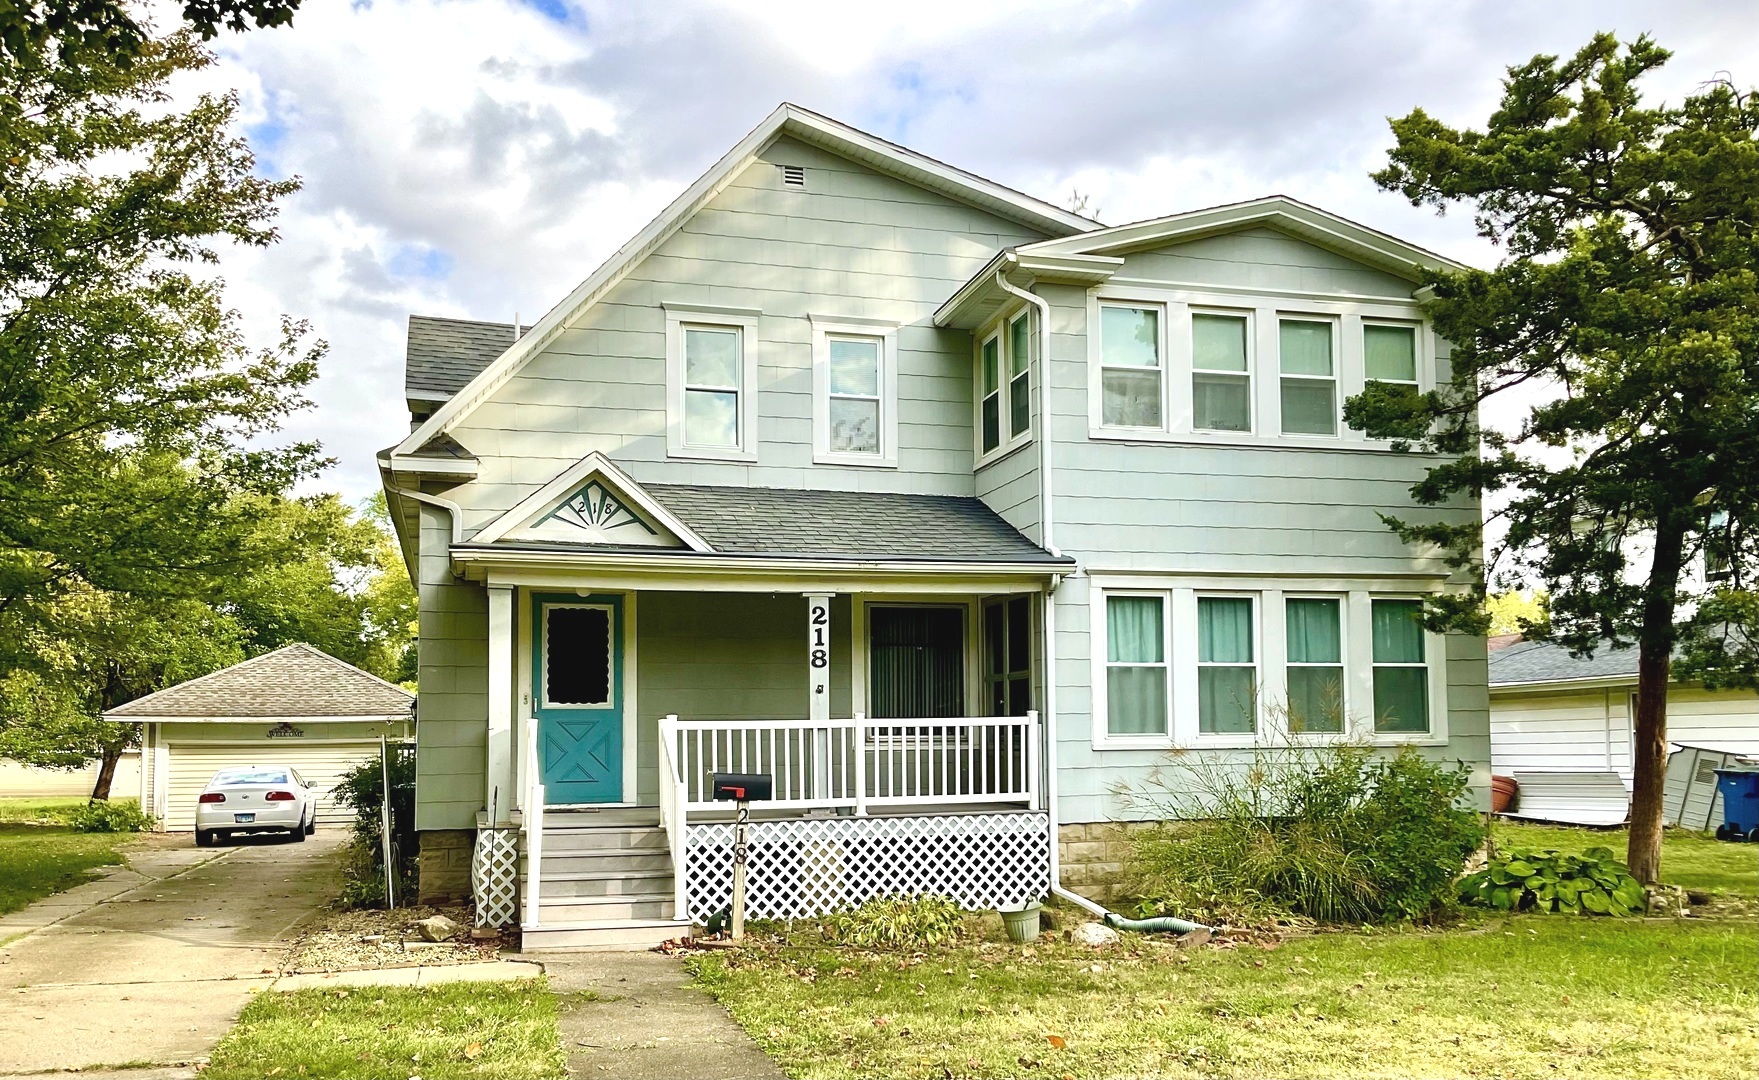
[[519, 810, 686, 951]]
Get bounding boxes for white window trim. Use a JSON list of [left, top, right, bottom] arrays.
[[1094, 590, 1172, 742], [1086, 285, 1437, 452], [1088, 573, 1450, 751], [1281, 593, 1350, 739], [811, 317, 898, 468], [1194, 591, 1262, 741], [975, 306, 1035, 466], [1007, 310, 1033, 444], [1276, 314, 1342, 439], [664, 304, 760, 463], [538, 602, 616, 711], [1090, 299, 1169, 434]]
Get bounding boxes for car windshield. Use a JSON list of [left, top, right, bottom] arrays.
[[213, 768, 290, 786]]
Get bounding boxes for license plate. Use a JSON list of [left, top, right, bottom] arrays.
[[234, 813, 255, 823]]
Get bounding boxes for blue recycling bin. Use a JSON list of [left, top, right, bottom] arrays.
[[1712, 769, 1759, 841]]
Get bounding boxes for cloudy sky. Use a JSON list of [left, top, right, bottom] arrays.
[[178, 0, 1759, 505]]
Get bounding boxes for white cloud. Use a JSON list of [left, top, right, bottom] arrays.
[[178, 0, 1758, 504]]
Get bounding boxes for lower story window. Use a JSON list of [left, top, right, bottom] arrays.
[[1371, 599, 1429, 733], [1197, 596, 1256, 733], [1106, 595, 1166, 735], [1285, 597, 1344, 733]]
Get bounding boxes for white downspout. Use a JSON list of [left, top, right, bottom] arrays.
[[992, 270, 1102, 917]]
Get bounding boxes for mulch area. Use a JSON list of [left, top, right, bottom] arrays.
[[280, 904, 509, 973]]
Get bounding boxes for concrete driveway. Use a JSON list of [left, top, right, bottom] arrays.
[[0, 832, 343, 1076]]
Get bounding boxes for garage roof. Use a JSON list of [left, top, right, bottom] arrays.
[[105, 644, 415, 721]]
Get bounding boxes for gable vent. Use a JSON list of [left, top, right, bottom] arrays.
[[780, 164, 806, 188]]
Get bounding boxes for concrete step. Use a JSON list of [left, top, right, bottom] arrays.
[[521, 917, 683, 952], [537, 894, 674, 922], [537, 868, 674, 898], [535, 807, 660, 828], [523, 850, 673, 875]]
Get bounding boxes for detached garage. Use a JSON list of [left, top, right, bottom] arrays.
[[105, 643, 415, 831]]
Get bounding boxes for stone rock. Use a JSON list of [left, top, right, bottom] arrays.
[[1646, 885, 1688, 917], [1175, 926, 1214, 949], [469, 926, 501, 942], [416, 914, 460, 942], [1071, 921, 1120, 947]]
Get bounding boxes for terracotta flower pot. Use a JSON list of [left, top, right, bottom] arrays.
[[1491, 774, 1518, 814]]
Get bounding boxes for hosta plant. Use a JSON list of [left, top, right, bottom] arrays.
[[1458, 847, 1647, 916]]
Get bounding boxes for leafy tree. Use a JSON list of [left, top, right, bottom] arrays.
[[0, 0, 301, 70], [1351, 34, 1758, 882], [358, 493, 419, 687], [0, 32, 325, 670], [1485, 590, 1547, 637]]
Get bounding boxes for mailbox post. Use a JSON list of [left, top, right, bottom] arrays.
[[710, 772, 772, 939]]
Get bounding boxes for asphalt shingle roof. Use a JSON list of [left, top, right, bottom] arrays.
[[642, 484, 1067, 563], [105, 644, 415, 719], [1489, 639, 1641, 687], [406, 315, 515, 401]]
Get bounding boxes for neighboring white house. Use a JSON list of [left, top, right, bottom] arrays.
[[1489, 638, 1759, 825], [104, 643, 415, 831], [0, 752, 140, 800]]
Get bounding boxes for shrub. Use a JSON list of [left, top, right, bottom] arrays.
[[1458, 846, 1647, 915], [823, 895, 963, 949], [66, 799, 154, 833], [331, 747, 417, 908], [1123, 744, 1483, 925]]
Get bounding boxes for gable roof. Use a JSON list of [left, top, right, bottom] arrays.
[[391, 103, 1098, 457], [1018, 195, 1470, 279], [105, 643, 415, 720], [1489, 639, 1641, 688], [406, 315, 516, 404]]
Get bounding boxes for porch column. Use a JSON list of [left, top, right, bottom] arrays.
[[485, 584, 515, 824], [806, 592, 832, 802]]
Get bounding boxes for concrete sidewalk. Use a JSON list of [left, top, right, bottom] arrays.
[[0, 833, 343, 1074], [540, 949, 784, 1080]]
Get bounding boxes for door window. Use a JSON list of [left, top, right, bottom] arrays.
[[543, 604, 613, 707], [984, 596, 1033, 716]]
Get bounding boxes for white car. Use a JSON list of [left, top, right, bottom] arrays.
[[194, 765, 318, 847]]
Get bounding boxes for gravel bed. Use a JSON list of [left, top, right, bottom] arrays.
[[281, 905, 505, 973]]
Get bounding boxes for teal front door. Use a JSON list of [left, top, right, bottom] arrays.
[[533, 593, 624, 804]]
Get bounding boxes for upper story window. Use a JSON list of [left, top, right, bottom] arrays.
[[1088, 290, 1431, 449], [665, 304, 760, 462], [812, 317, 898, 467], [976, 308, 1034, 462]]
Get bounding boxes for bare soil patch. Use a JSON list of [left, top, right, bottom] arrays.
[[279, 905, 503, 973]]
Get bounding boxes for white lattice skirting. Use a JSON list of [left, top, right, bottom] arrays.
[[472, 827, 520, 929], [683, 811, 1050, 921]]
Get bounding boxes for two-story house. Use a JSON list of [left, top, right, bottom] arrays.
[[381, 104, 1487, 948]]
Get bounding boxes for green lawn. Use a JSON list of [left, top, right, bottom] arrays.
[[689, 828, 1758, 1080], [205, 980, 566, 1080], [1491, 822, 1757, 897], [0, 798, 143, 916]]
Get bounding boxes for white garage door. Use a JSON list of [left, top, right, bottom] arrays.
[[163, 742, 383, 831]]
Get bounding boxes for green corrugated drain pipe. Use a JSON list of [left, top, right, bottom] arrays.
[[1103, 912, 1210, 935]]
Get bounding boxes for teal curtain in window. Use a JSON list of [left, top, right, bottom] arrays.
[[1192, 314, 1247, 371], [1279, 320, 1332, 375], [1199, 669, 1255, 733], [1288, 668, 1344, 733], [1371, 600, 1424, 662], [1286, 599, 1341, 663], [1198, 597, 1252, 662], [1365, 324, 1417, 382], [1107, 596, 1163, 662]]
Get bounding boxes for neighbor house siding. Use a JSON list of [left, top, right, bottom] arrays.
[[1490, 684, 1759, 783], [414, 502, 489, 831], [446, 135, 1044, 537], [1037, 232, 1486, 823]]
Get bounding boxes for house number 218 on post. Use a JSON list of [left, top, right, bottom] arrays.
[[807, 594, 830, 722]]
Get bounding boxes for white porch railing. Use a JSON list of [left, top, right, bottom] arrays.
[[520, 720, 545, 928], [661, 712, 1040, 814]]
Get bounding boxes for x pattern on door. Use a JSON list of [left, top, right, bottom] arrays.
[[541, 717, 619, 790]]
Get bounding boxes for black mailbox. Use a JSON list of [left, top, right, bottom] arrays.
[[710, 772, 772, 801]]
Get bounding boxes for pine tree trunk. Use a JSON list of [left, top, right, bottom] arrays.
[[90, 743, 122, 801], [1627, 511, 1688, 885]]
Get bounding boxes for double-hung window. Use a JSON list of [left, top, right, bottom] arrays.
[[1279, 318, 1337, 435], [1191, 312, 1251, 432], [1197, 596, 1256, 733], [666, 306, 759, 460], [1009, 313, 1032, 438], [979, 333, 1003, 453], [1371, 599, 1429, 733], [978, 312, 1034, 460], [1105, 594, 1167, 736], [1365, 322, 1420, 391], [1285, 597, 1344, 733], [1099, 305, 1162, 428], [813, 320, 897, 466]]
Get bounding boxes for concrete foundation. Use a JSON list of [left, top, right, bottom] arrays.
[[1057, 820, 1158, 903], [417, 828, 475, 904]]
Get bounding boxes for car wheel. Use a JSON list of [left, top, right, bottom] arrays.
[[305, 811, 317, 836], [290, 818, 308, 842], [195, 829, 214, 848]]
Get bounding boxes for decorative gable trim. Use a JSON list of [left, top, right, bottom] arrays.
[[390, 104, 1097, 460], [470, 452, 713, 552]]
